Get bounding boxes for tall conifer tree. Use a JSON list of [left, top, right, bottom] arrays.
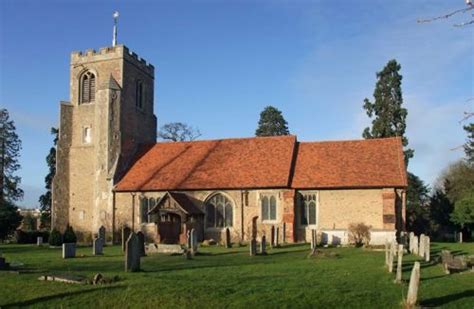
[[362, 59, 414, 166], [255, 106, 290, 137]]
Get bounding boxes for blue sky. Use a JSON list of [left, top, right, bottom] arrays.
[[0, 0, 473, 208]]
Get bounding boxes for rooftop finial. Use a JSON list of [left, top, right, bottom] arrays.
[[112, 11, 119, 47]]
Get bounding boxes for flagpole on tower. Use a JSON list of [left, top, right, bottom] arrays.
[[112, 11, 119, 47]]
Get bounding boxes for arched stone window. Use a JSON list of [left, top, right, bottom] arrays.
[[261, 195, 277, 221], [80, 71, 96, 103], [300, 193, 317, 226], [206, 193, 233, 228]]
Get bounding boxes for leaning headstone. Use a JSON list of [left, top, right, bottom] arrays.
[[125, 233, 140, 272], [98, 226, 106, 243], [190, 228, 198, 255], [419, 234, 425, 258], [274, 227, 280, 248], [395, 244, 404, 283], [137, 231, 146, 257], [62, 243, 76, 259], [249, 237, 257, 256], [412, 236, 419, 256], [225, 228, 231, 249], [406, 262, 421, 307], [37, 236, 43, 246], [93, 237, 103, 255], [121, 226, 131, 252], [260, 235, 267, 255], [424, 236, 430, 262]]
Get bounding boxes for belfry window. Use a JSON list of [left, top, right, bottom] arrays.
[[80, 71, 96, 103], [136, 80, 144, 108], [206, 194, 233, 228]]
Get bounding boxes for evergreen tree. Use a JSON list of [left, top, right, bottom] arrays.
[[255, 106, 290, 137], [463, 123, 474, 163], [406, 172, 430, 235], [362, 60, 414, 165], [0, 200, 22, 240], [0, 108, 23, 205], [38, 127, 58, 227]]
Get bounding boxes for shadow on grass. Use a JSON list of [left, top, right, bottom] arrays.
[[2, 285, 125, 308], [421, 289, 474, 307]]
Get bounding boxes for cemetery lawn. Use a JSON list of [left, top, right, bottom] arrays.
[[0, 242, 473, 308]]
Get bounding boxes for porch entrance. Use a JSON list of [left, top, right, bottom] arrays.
[[158, 213, 181, 244]]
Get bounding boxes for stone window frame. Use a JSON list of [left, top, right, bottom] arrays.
[[260, 193, 278, 223], [298, 191, 319, 228], [79, 70, 97, 104], [82, 125, 92, 144], [139, 196, 158, 224], [204, 192, 234, 230]]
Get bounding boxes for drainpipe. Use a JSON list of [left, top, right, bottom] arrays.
[[112, 191, 116, 244], [240, 190, 245, 242]]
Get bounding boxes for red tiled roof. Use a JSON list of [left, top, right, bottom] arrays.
[[115, 135, 297, 191], [115, 136, 407, 192], [291, 137, 407, 189]]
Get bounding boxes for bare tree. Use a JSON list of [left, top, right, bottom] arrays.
[[417, 1, 473, 27], [158, 122, 201, 142]]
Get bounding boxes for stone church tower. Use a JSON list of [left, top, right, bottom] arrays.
[[52, 45, 157, 239]]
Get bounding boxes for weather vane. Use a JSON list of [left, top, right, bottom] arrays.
[[112, 11, 119, 47]]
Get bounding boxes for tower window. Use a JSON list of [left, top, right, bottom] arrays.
[[80, 71, 96, 103], [136, 80, 144, 108], [83, 126, 92, 144]]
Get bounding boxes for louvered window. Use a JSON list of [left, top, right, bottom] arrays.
[[81, 71, 96, 103], [136, 80, 143, 108]]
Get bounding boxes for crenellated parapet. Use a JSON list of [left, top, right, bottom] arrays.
[[71, 44, 154, 77]]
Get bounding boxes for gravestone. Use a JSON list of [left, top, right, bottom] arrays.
[[190, 228, 198, 255], [424, 236, 430, 262], [419, 234, 425, 258], [0, 256, 10, 270], [458, 231, 463, 243], [274, 227, 280, 248], [395, 244, 404, 283], [125, 233, 140, 272], [311, 229, 317, 251], [121, 226, 131, 252], [282, 223, 286, 243], [249, 237, 257, 256], [412, 236, 419, 256], [62, 243, 76, 259], [270, 226, 275, 248], [260, 235, 267, 255], [388, 242, 394, 273], [93, 237, 103, 255], [406, 262, 420, 307], [137, 231, 146, 257], [225, 228, 231, 249], [409, 232, 414, 253], [98, 226, 106, 243], [37, 236, 43, 246]]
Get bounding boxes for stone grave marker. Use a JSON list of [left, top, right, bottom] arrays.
[[225, 228, 231, 249], [419, 234, 425, 258], [424, 236, 430, 262], [62, 243, 76, 259], [190, 228, 198, 255], [406, 262, 420, 307], [122, 226, 131, 252], [37, 236, 43, 246], [125, 233, 140, 272], [249, 237, 257, 256], [137, 231, 146, 257], [395, 244, 404, 283], [412, 236, 419, 256], [93, 237, 103, 255], [311, 229, 317, 251], [98, 226, 106, 243], [260, 235, 267, 255], [458, 231, 463, 243], [409, 232, 414, 253]]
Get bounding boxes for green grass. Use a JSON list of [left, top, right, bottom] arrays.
[[0, 242, 473, 308]]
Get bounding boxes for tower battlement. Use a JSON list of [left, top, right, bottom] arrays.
[[71, 44, 154, 77]]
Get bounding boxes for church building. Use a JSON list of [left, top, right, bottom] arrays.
[[52, 44, 407, 245]]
